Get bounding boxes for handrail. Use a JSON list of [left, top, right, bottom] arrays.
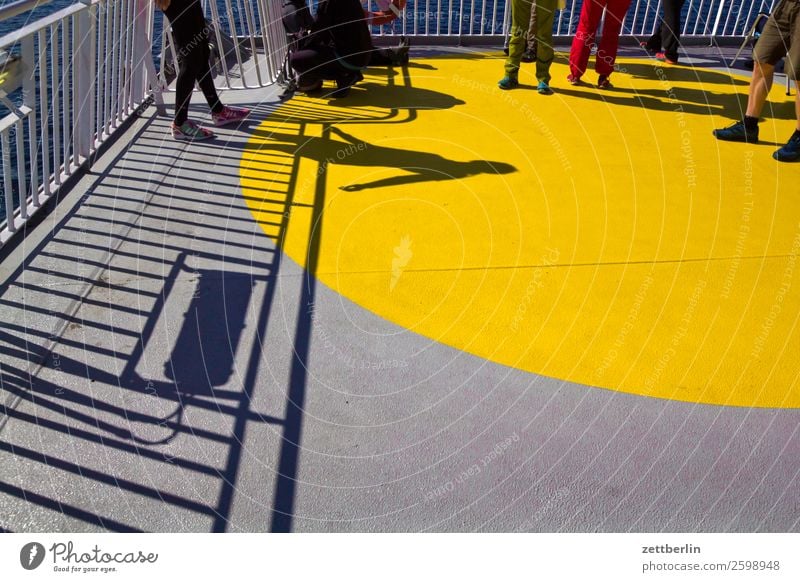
[[369, 0, 777, 38], [0, 0, 288, 249], [0, 0, 54, 23], [1, 0, 160, 247], [0, 3, 84, 48]]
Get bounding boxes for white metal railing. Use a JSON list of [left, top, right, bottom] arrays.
[[0, 0, 778, 248], [0, 0, 161, 245], [0, 0, 287, 247], [157, 0, 285, 90], [372, 0, 778, 39]]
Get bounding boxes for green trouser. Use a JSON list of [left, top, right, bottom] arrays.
[[505, 0, 557, 82], [526, 2, 538, 54]]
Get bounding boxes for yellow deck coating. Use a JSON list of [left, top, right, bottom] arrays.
[[241, 54, 800, 408]]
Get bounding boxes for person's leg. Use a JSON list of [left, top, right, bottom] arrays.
[[712, 61, 773, 142], [503, 0, 533, 81], [568, 0, 606, 79], [787, 4, 800, 132], [643, 24, 661, 52], [192, 41, 224, 115], [714, 2, 791, 143], [796, 81, 800, 131], [291, 48, 327, 84], [595, 0, 632, 77], [163, 0, 206, 126], [173, 53, 198, 126], [369, 49, 394, 66], [772, 5, 800, 161], [535, 0, 557, 84], [660, 0, 686, 62], [745, 62, 775, 118], [772, 81, 800, 161], [525, 0, 538, 56], [290, 46, 348, 83], [368, 38, 410, 67]]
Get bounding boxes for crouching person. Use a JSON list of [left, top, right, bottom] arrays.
[[289, 0, 373, 97]]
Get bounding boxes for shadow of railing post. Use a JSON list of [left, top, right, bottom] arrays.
[[269, 122, 331, 533]]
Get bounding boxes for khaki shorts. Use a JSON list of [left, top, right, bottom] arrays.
[[753, 0, 800, 79]]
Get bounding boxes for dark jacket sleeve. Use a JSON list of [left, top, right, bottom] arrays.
[[311, 0, 373, 69]]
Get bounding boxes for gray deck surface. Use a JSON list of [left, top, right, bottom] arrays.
[[0, 45, 798, 533]]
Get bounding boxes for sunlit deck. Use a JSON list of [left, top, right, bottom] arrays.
[[0, 45, 798, 532]]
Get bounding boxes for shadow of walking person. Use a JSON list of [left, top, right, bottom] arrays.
[[247, 126, 516, 192]]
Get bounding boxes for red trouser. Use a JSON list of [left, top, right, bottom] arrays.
[[569, 0, 632, 78]]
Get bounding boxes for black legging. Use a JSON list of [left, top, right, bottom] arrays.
[[645, 0, 686, 61], [163, 0, 223, 125]]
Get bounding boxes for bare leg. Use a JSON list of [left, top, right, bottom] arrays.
[[795, 81, 800, 131], [745, 62, 774, 118]]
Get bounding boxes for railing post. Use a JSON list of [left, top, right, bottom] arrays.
[[21, 33, 37, 208], [73, 2, 93, 164], [2, 130, 14, 233], [133, 0, 164, 114], [87, 1, 97, 156], [142, 0, 166, 115], [710, 0, 727, 44]]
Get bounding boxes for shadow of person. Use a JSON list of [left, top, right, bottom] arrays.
[[556, 86, 723, 116], [163, 270, 253, 397], [620, 61, 750, 87], [247, 126, 516, 191], [558, 80, 796, 123]]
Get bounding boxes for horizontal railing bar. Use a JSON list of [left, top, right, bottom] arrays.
[[0, 0, 54, 24], [0, 106, 31, 133], [0, 3, 84, 49]]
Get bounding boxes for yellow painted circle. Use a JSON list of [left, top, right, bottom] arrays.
[[241, 55, 800, 408]]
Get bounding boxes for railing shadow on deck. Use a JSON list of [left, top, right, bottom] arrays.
[[1, 104, 289, 532], [243, 64, 514, 531], [0, 62, 509, 532]]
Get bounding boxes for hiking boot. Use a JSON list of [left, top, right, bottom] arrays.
[[498, 75, 519, 90], [172, 120, 214, 141], [773, 132, 800, 162], [212, 105, 251, 127], [713, 120, 759, 143]]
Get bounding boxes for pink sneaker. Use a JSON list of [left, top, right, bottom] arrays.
[[655, 52, 678, 65], [212, 105, 251, 127], [172, 120, 214, 141]]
